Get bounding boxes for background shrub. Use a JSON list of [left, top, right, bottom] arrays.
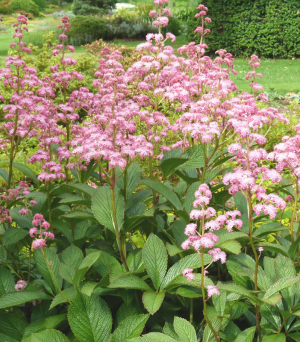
[[162, 15, 181, 36], [32, 0, 46, 9], [0, 6, 12, 13], [187, 0, 300, 58], [69, 16, 111, 45], [11, 0, 39, 17]]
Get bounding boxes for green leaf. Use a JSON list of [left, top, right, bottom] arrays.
[[92, 186, 125, 234], [289, 333, 300, 341], [253, 222, 283, 237], [160, 253, 212, 290], [112, 314, 149, 342], [117, 162, 141, 198], [12, 162, 39, 185], [59, 245, 84, 270], [234, 326, 256, 342], [166, 243, 182, 257], [212, 289, 227, 316], [274, 254, 296, 278], [0, 168, 8, 183], [68, 183, 96, 197], [142, 291, 165, 315], [59, 263, 75, 284], [30, 329, 71, 341], [143, 333, 178, 342], [231, 302, 250, 320], [233, 192, 248, 232], [0, 312, 27, 341], [179, 145, 205, 170], [262, 334, 286, 342], [68, 293, 112, 342], [185, 181, 202, 213], [88, 250, 122, 277], [0, 267, 15, 296], [163, 323, 179, 340], [63, 211, 95, 220], [81, 282, 98, 297], [217, 283, 256, 301], [220, 322, 241, 341], [260, 304, 281, 330], [264, 277, 299, 299], [23, 314, 67, 338], [73, 251, 101, 287], [109, 275, 152, 292], [143, 234, 168, 291], [140, 179, 182, 210], [3, 228, 28, 245], [173, 316, 197, 342], [34, 248, 62, 295], [259, 243, 289, 257], [289, 235, 300, 259], [216, 240, 242, 254], [160, 157, 188, 178], [0, 292, 52, 309], [59, 195, 91, 206], [49, 287, 76, 310], [176, 286, 202, 298]]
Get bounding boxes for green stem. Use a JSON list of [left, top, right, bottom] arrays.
[[111, 170, 129, 272], [47, 182, 51, 228], [290, 183, 299, 243], [42, 248, 70, 303]]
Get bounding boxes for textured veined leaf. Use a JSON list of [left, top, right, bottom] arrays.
[[143, 234, 168, 291], [140, 179, 182, 210], [142, 291, 165, 315], [160, 253, 212, 290], [262, 333, 286, 342], [111, 314, 149, 342], [143, 333, 178, 342], [109, 275, 152, 292], [0, 168, 8, 183], [34, 248, 62, 294], [68, 293, 112, 342], [0, 267, 15, 296], [92, 186, 124, 234], [234, 326, 256, 342], [173, 316, 197, 342], [264, 277, 299, 299], [0, 292, 52, 309], [29, 329, 71, 342], [0, 312, 28, 341]]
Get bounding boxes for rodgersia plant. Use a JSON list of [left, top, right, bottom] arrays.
[[1, 2, 300, 342]]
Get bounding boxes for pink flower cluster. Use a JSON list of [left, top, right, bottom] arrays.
[[181, 184, 239, 297], [29, 214, 54, 249], [15, 279, 27, 291]]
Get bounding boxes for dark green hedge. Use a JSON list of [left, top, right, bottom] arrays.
[[69, 16, 112, 45], [186, 0, 300, 58]]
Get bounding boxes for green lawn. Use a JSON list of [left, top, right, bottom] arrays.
[[231, 58, 300, 95]]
